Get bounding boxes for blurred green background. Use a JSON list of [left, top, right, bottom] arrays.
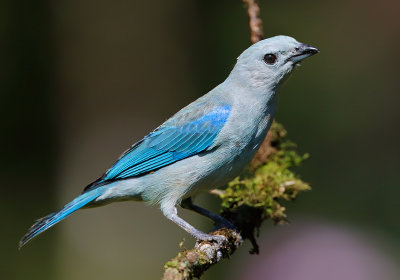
[[1, 0, 399, 279]]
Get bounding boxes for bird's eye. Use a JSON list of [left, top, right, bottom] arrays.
[[263, 54, 277, 65]]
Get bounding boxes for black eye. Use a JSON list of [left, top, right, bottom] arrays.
[[263, 54, 277, 64]]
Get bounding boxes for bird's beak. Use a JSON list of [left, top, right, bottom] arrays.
[[289, 44, 319, 64]]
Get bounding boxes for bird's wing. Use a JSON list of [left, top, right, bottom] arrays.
[[83, 104, 231, 192]]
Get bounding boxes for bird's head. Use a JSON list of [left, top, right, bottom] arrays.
[[229, 35, 319, 91]]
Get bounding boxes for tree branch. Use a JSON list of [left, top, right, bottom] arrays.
[[162, 123, 310, 279], [162, 2, 310, 279], [163, 229, 242, 280], [242, 0, 275, 171], [243, 0, 264, 44]]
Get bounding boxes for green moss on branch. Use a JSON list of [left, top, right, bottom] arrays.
[[218, 122, 311, 253], [162, 122, 311, 279]]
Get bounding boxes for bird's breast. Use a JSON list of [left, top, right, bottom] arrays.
[[206, 101, 276, 182]]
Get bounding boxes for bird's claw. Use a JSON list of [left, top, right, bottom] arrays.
[[195, 233, 227, 246]]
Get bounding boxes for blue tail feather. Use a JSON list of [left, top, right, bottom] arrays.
[[19, 188, 105, 249]]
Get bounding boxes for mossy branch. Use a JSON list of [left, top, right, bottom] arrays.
[[162, 1, 311, 279], [162, 123, 311, 279], [163, 229, 242, 280], [217, 122, 310, 254]]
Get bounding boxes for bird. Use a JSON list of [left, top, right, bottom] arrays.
[[19, 35, 319, 248]]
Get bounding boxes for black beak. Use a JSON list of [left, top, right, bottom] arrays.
[[290, 44, 319, 63]]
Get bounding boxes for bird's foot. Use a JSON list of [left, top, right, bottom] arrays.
[[194, 232, 227, 246]]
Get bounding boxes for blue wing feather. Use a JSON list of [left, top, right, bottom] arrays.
[[84, 104, 231, 191]]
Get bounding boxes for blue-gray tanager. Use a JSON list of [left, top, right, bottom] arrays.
[[20, 35, 318, 248]]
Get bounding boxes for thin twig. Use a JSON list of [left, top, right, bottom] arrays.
[[242, 0, 276, 171], [243, 0, 264, 43]]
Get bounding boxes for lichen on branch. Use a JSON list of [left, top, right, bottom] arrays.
[[163, 229, 242, 280]]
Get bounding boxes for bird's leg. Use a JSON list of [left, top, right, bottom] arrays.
[[161, 204, 226, 245], [181, 197, 236, 230]]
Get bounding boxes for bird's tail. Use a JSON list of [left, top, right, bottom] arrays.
[[19, 187, 105, 249]]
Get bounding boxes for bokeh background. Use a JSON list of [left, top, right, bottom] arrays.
[[2, 0, 400, 279]]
